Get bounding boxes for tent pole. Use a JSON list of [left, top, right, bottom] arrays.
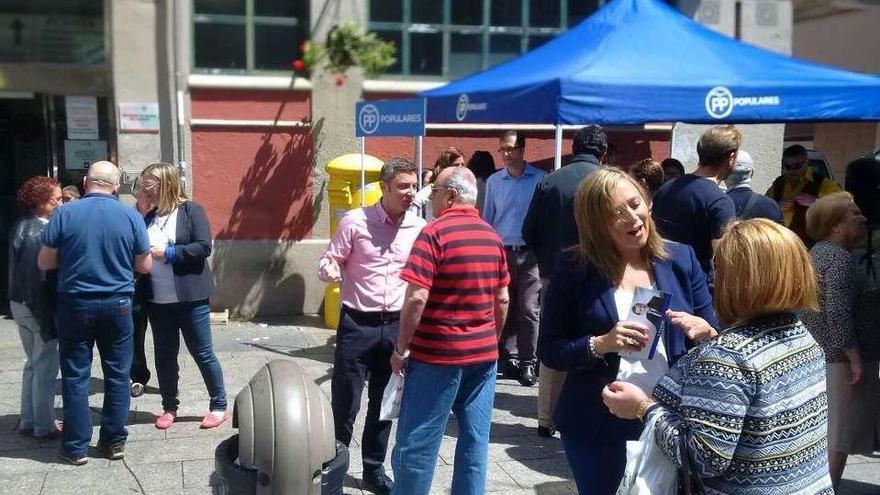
[[554, 124, 563, 170], [415, 135, 423, 189], [360, 137, 366, 207]]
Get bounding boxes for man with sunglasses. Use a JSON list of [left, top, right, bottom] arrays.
[[766, 144, 841, 242]]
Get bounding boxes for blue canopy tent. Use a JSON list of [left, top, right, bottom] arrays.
[[420, 0, 880, 166]]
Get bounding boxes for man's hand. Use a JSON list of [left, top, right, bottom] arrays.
[[666, 309, 717, 343], [150, 245, 166, 262], [390, 352, 407, 376], [319, 257, 342, 282]]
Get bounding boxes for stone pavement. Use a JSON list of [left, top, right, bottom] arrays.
[[0, 315, 877, 494]]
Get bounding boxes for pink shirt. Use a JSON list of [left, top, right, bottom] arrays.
[[318, 202, 426, 312]]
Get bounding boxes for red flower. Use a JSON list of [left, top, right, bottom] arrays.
[[335, 74, 346, 86], [299, 41, 308, 53], [292, 59, 305, 72]]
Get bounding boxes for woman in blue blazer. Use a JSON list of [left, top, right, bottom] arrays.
[[537, 168, 719, 495]]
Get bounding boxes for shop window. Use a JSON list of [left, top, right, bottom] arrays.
[[193, 0, 307, 73], [369, 0, 606, 78]]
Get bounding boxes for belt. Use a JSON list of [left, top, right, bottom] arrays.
[[343, 306, 401, 325], [505, 245, 526, 253]]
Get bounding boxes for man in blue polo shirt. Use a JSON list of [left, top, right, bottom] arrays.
[[38, 161, 151, 466], [483, 130, 546, 386]]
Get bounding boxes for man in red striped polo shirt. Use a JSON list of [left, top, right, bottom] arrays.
[[389, 166, 510, 495]]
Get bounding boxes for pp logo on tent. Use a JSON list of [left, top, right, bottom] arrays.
[[456, 94, 470, 121], [705, 86, 734, 119], [358, 104, 381, 135]]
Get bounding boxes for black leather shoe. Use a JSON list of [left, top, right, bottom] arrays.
[[518, 364, 537, 386], [503, 359, 521, 380], [363, 472, 394, 495], [537, 426, 555, 438]]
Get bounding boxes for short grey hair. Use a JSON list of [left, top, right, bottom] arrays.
[[440, 167, 478, 205], [380, 157, 417, 183]]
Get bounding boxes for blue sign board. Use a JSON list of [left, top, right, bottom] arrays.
[[355, 98, 426, 137]]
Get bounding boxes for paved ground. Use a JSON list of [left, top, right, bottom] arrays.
[[0, 315, 877, 494]]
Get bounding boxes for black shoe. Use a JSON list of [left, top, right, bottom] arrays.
[[58, 450, 88, 466], [518, 364, 537, 386], [537, 426, 555, 438], [362, 472, 394, 495], [502, 359, 521, 380], [97, 441, 125, 460], [130, 382, 144, 398]]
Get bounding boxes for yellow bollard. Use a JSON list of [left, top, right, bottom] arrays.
[[323, 154, 384, 329]]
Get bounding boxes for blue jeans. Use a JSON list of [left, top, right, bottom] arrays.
[[56, 294, 134, 456], [391, 360, 497, 495], [150, 300, 227, 412], [11, 301, 59, 436], [561, 434, 627, 495]]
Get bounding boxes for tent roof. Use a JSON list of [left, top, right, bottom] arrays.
[[420, 0, 880, 125]]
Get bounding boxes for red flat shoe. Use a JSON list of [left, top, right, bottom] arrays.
[[200, 411, 229, 429]]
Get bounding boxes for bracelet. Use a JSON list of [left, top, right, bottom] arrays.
[[636, 398, 656, 421], [393, 348, 410, 360], [589, 336, 601, 358]]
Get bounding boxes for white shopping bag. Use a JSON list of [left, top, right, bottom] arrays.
[[379, 372, 405, 421], [617, 412, 678, 495]]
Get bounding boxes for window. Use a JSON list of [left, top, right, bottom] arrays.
[[192, 0, 308, 72], [368, 0, 605, 78]]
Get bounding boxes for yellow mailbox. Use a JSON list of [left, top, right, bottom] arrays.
[[323, 154, 384, 329]]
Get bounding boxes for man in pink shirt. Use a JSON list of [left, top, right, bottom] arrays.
[[317, 157, 424, 494]]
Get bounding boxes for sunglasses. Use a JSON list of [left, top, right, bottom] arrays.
[[782, 158, 807, 171]]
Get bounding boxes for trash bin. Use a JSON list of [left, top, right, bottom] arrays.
[[323, 153, 384, 330], [214, 359, 349, 495]]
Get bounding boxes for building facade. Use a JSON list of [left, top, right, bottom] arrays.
[[1, 0, 822, 318]]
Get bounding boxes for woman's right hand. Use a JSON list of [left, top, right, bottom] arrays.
[[593, 321, 650, 355]]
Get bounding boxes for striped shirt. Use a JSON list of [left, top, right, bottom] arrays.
[[401, 205, 509, 366], [651, 313, 833, 495]]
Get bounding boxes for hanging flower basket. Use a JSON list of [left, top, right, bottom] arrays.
[[291, 21, 396, 84]]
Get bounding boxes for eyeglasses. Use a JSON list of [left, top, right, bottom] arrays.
[[429, 185, 448, 198], [498, 146, 521, 154], [782, 158, 808, 171]]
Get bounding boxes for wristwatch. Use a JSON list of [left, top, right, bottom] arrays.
[[393, 348, 410, 361]]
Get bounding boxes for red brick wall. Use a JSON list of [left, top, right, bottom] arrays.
[[191, 88, 313, 241]]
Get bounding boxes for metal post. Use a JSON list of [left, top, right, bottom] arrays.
[[360, 137, 366, 207], [415, 135, 423, 188], [554, 124, 563, 170]]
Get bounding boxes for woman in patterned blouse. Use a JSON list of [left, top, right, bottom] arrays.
[[803, 192, 879, 491], [603, 219, 833, 495]]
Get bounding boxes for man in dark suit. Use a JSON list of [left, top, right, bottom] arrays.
[[725, 150, 783, 223], [522, 124, 606, 438]]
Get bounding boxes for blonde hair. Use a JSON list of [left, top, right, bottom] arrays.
[[805, 191, 855, 242], [697, 125, 741, 166], [574, 167, 667, 283], [141, 162, 187, 216], [714, 218, 817, 326]]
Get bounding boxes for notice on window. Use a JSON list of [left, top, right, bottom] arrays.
[[65, 96, 99, 140], [119, 102, 160, 132], [64, 140, 108, 170]]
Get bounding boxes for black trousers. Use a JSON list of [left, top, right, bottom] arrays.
[[500, 247, 541, 366], [130, 301, 151, 385], [331, 306, 399, 476]]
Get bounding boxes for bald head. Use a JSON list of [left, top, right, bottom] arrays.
[[437, 167, 478, 205], [85, 161, 120, 193]]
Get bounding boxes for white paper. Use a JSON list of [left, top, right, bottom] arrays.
[[379, 372, 405, 421], [65, 96, 99, 140]]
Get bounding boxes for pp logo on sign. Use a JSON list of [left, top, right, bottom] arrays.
[[358, 104, 380, 135], [456, 94, 469, 122], [705, 86, 734, 119]]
